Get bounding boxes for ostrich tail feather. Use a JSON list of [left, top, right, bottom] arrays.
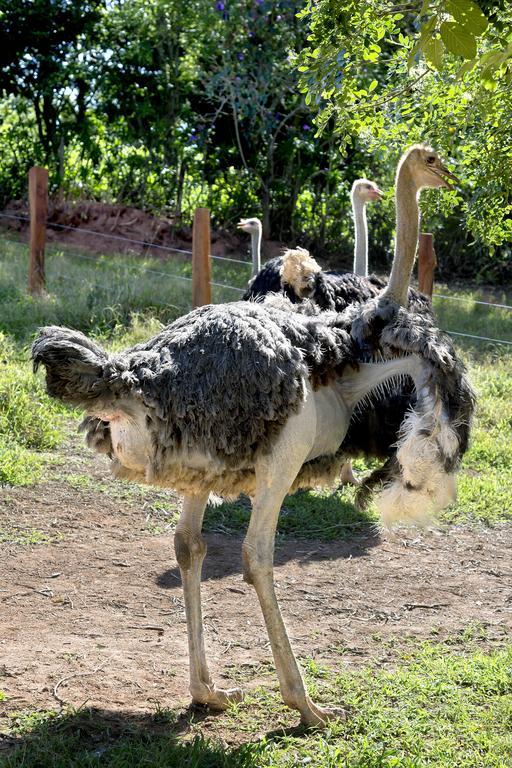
[[32, 326, 111, 408], [375, 371, 460, 528]]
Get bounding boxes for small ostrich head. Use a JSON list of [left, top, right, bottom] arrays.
[[237, 217, 262, 235], [281, 248, 322, 297], [351, 179, 383, 204], [399, 144, 460, 191]]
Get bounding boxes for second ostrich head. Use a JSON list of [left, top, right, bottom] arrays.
[[238, 217, 263, 277], [351, 179, 383, 277], [351, 179, 383, 204], [384, 144, 459, 306]]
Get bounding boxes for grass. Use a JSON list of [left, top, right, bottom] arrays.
[[0, 238, 247, 345], [0, 243, 511, 766], [0, 527, 50, 545], [0, 331, 66, 485], [2, 642, 511, 767], [1, 239, 512, 529]]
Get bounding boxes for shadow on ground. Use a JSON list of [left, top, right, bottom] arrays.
[[157, 490, 380, 587], [0, 706, 288, 766]]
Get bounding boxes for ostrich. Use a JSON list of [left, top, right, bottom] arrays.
[[242, 178, 383, 302], [32, 295, 458, 727], [351, 179, 383, 277], [341, 178, 383, 484], [282, 145, 475, 515], [237, 217, 262, 278]]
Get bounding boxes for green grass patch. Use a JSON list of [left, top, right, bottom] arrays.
[[204, 485, 375, 540], [0, 330, 67, 485], [440, 353, 512, 526], [0, 526, 50, 545], [0, 238, 247, 346], [2, 644, 511, 767], [1, 240, 511, 525]]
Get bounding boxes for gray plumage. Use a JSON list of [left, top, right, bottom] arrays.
[[344, 296, 476, 505], [33, 302, 356, 474]]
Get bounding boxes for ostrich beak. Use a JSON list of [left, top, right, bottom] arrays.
[[371, 187, 384, 201], [435, 165, 461, 189], [237, 219, 249, 230]]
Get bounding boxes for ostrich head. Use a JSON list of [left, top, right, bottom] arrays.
[[351, 179, 383, 203], [237, 217, 262, 235], [281, 248, 322, 298], [399, 145, 460, 191]]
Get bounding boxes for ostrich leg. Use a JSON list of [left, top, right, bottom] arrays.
[[174, 492, 243, 709], [242, 400, 346, 727]]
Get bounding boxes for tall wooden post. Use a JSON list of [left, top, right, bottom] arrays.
[[417, 232, 436, 297], [192, 207, 211, 308], [28, 166, 48, 295]]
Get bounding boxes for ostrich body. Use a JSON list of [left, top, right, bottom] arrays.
[[33, 297, 447, 727], [238, 217, 262, 278], [242, 178, 383, 304], [343, 146, 474, 517]]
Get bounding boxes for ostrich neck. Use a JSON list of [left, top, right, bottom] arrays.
[[251, 229, 261, 277], [383, 167, 419, 306], [352, 197, 368, 276]]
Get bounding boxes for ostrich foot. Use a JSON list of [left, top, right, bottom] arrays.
[[191, 684, 244, 711], [339, 460, 360, 486], [298, 698, 347, 728]]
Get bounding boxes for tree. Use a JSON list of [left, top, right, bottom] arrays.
[[297, 0, 512, 271], [0, 0, 102, 180]]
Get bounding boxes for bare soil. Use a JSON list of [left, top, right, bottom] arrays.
[[1, 433, 511, 744], [1, 200, 285, 263]]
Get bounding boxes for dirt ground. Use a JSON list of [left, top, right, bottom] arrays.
[[1, 433, 511, 745], [1, 199, 286, 264]]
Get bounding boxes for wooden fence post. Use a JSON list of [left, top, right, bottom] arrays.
[[192, 207, 211, 308], [418, 232, 436, 298], [28, 166, 48, 295]]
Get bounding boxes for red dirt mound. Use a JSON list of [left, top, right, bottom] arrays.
[[0, 200, 284, 262]]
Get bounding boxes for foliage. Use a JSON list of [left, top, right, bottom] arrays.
[[0, 0, 102, 180], [297, 0, 512, 274], [0, 0, 509, 278]]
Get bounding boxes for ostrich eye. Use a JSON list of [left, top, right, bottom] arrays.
[[427, 156, 436, 165]]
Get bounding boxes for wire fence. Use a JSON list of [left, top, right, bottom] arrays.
[[1, 210, 511, 347]]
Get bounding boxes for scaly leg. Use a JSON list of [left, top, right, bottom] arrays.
[[242, 405, 347, 727], [339, 459, 360, 486], [175, 492, 242, 709]]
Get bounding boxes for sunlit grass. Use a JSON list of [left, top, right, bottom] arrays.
[[1, 239, 511, 530], [2, 643, 510, 767]]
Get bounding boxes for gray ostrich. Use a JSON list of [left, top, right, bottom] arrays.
[[241, 178, 382, 299], [282, 145, 475, 519], [32, 297, 450, 726]]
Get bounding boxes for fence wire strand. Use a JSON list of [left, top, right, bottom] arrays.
[[434, 293, 512, 312], [1, 212, 511, 341], [0, 211, 193, 257]]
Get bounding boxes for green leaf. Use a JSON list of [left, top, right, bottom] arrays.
[[368, 79, 378, 91], [479, 50, 508, 72], [423, 36, 445, 70], [457, 58, 476, 78], [440, 21, 477, 58], [407, 39, 423, 70], [445, 0, 488, 36]]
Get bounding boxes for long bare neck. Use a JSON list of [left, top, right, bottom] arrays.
[[352, 195, 368, 276], [251, 228, 261, 277], [383, 164, 419, 306]]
